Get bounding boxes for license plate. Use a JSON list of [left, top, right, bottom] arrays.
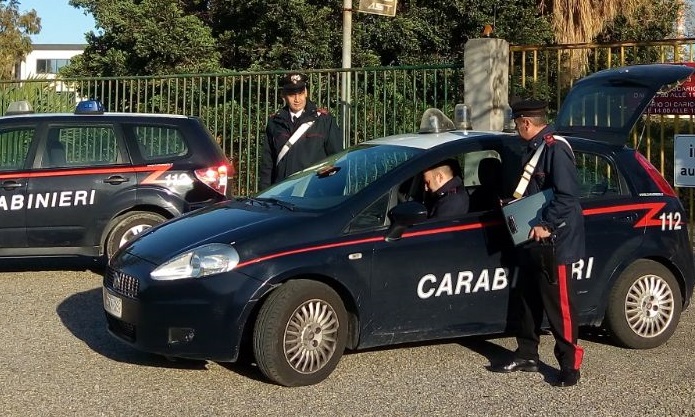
[[103, 287, 123, 318]]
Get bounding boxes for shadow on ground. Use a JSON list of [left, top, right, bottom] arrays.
[[56, 286, 265, 382], [0, 257, 105, 273]]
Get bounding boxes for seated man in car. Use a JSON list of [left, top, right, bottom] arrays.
[[423, 159, 470, 219]]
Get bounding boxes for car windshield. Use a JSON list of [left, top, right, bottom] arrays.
[[256, 144, 422, 210]]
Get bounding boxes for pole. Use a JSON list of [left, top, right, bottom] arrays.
[[341, 0, 352, 147]]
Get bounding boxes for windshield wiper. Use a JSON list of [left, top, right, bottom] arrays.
[[245, 197, 272, 207], [255, 197, 296, 211]]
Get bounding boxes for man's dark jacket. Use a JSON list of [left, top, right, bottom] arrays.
[[259, 101, 343, 190], [522, 124, 585, 264], [428, 176, 470, 219]]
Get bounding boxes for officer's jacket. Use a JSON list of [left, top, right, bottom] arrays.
[[259, 101, 343, 190], [428, 176, 470, 219], [522, 124, 586, 264]]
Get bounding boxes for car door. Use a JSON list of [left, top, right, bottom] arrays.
[[366, 145, 519, 343], [0, 125, 37, 250], [571, 145, 643, 315], [25, 122, 136, 252]]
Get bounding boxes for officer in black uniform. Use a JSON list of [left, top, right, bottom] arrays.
[[259, 72, 343, 190], [423, 159, 469, 219], [493, 99, 586, 387]]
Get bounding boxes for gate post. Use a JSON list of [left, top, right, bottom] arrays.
[[463, 38, 509, 131]]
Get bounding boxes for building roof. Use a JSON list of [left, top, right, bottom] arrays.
[[31, 44, 87, 51]]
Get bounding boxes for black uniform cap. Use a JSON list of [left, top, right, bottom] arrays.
[[510, 99, 548, 119], [280, 72, 308, 93]]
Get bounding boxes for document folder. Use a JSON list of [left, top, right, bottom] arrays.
[[501, 189, 554, 246]]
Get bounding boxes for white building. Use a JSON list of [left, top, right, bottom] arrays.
[[16, 44, 85, 80]]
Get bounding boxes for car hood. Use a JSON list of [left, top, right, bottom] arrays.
[[120, 200, 309, 265], [555, 64, 695, 145]]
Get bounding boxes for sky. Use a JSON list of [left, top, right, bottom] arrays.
[[20, 0, 96, 45]]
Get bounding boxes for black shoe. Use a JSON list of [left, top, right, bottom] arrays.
[[554, 369, 580, 387], [491, 359, 539, 373]]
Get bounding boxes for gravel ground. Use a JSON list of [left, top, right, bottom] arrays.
[[0, 266, 694, 417]]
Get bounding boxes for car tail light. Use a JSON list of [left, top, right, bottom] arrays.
[[634, 151, 677, 197], [195, 164, 231, 196]]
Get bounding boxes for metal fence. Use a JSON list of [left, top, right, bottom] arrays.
[[0, 66, 463, 194]]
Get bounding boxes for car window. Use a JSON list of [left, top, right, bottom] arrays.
[[0, 127, 33, 171], [133, 125, 188, 161], [575, 151, 621, 198], [462, 150, 502, 187], [347, 193, 390, 232], [259, 144, 422, 210], [43, 125, 121, 168]]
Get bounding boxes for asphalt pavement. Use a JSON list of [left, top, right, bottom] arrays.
[[0, 266, 694, 417]]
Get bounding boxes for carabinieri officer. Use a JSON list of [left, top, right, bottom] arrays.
[[493, 99, 586, 387], [259, 72, 343, 190]]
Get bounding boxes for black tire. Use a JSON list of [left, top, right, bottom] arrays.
[[605, 259, 682, 349], [253, 280, 348, 387], [105, 212, 166, 259]]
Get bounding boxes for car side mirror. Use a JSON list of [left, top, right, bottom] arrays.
[[385, 201, 428, 241]]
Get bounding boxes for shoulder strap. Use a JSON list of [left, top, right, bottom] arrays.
[[513, 142, 545, 199], [512, 135, 574, 199], [276, 121, 315, 165]]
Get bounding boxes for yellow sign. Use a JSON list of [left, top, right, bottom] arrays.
[[357, 0, 397, 17]]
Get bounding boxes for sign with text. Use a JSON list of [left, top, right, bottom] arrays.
[[648, 62, 695, 115], [674, 134, 695, 186], [357, 0, 397, 17]]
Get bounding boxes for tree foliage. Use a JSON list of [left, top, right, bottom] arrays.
[[62, 0, 683, 77], [64, 0, 220, 77], [0, 0, 40, 79]]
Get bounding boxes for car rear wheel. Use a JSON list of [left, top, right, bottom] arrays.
[[105, 211, 166, 259], [253, 280, 348, 387], [605, 259, 682, 349]]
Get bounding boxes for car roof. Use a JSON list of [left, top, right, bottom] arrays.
[[363, 130, 513, 150], [0, 112, 190, 121]]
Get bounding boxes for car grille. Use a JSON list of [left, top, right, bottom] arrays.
[[106, 315, 136, 342], [105, 268, 140, 299]]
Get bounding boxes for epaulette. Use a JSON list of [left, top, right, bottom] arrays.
[[317, 107, 329, 116], [543, 134, 556, 146]]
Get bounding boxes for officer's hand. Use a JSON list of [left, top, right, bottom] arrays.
[[529, 225, 551, 241]]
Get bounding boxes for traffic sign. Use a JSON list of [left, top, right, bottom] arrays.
[[674, 134, 695, 186]]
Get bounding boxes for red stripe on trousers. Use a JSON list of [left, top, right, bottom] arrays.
[[557, 264, 584, 369]]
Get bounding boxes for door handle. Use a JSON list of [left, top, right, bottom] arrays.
[[2, 180, 23, 190], [613, 213, 638, 224], [103, 175, 130, 185]]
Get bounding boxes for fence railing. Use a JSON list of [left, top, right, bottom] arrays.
[[0, 66, 463, 194]]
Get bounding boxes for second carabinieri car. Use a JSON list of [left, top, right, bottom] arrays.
[[103, 64, 695, 387]]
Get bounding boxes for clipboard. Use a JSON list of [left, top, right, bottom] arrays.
[[501, 189, 554, 246]]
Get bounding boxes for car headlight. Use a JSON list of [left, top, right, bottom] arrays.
[[150, 243, 239, 281]]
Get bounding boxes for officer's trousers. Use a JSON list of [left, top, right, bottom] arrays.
[[514, 246, 584, 371]]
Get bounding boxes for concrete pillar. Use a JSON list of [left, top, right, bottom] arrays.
[[463, 38, 509, 131]]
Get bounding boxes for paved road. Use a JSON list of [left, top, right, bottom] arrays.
[[0, 264, 694, 417]]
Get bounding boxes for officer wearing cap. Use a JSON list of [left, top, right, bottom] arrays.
[[259, 72, 343, 190], [492, 99, 586, 387]]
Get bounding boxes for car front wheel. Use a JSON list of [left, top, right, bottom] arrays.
[[253, 279, 348, 387], [605, 259, 682, 349], [105, 211, 166, 259]]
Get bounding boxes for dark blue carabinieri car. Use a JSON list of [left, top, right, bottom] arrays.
[[103, 64, 695, 386]]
